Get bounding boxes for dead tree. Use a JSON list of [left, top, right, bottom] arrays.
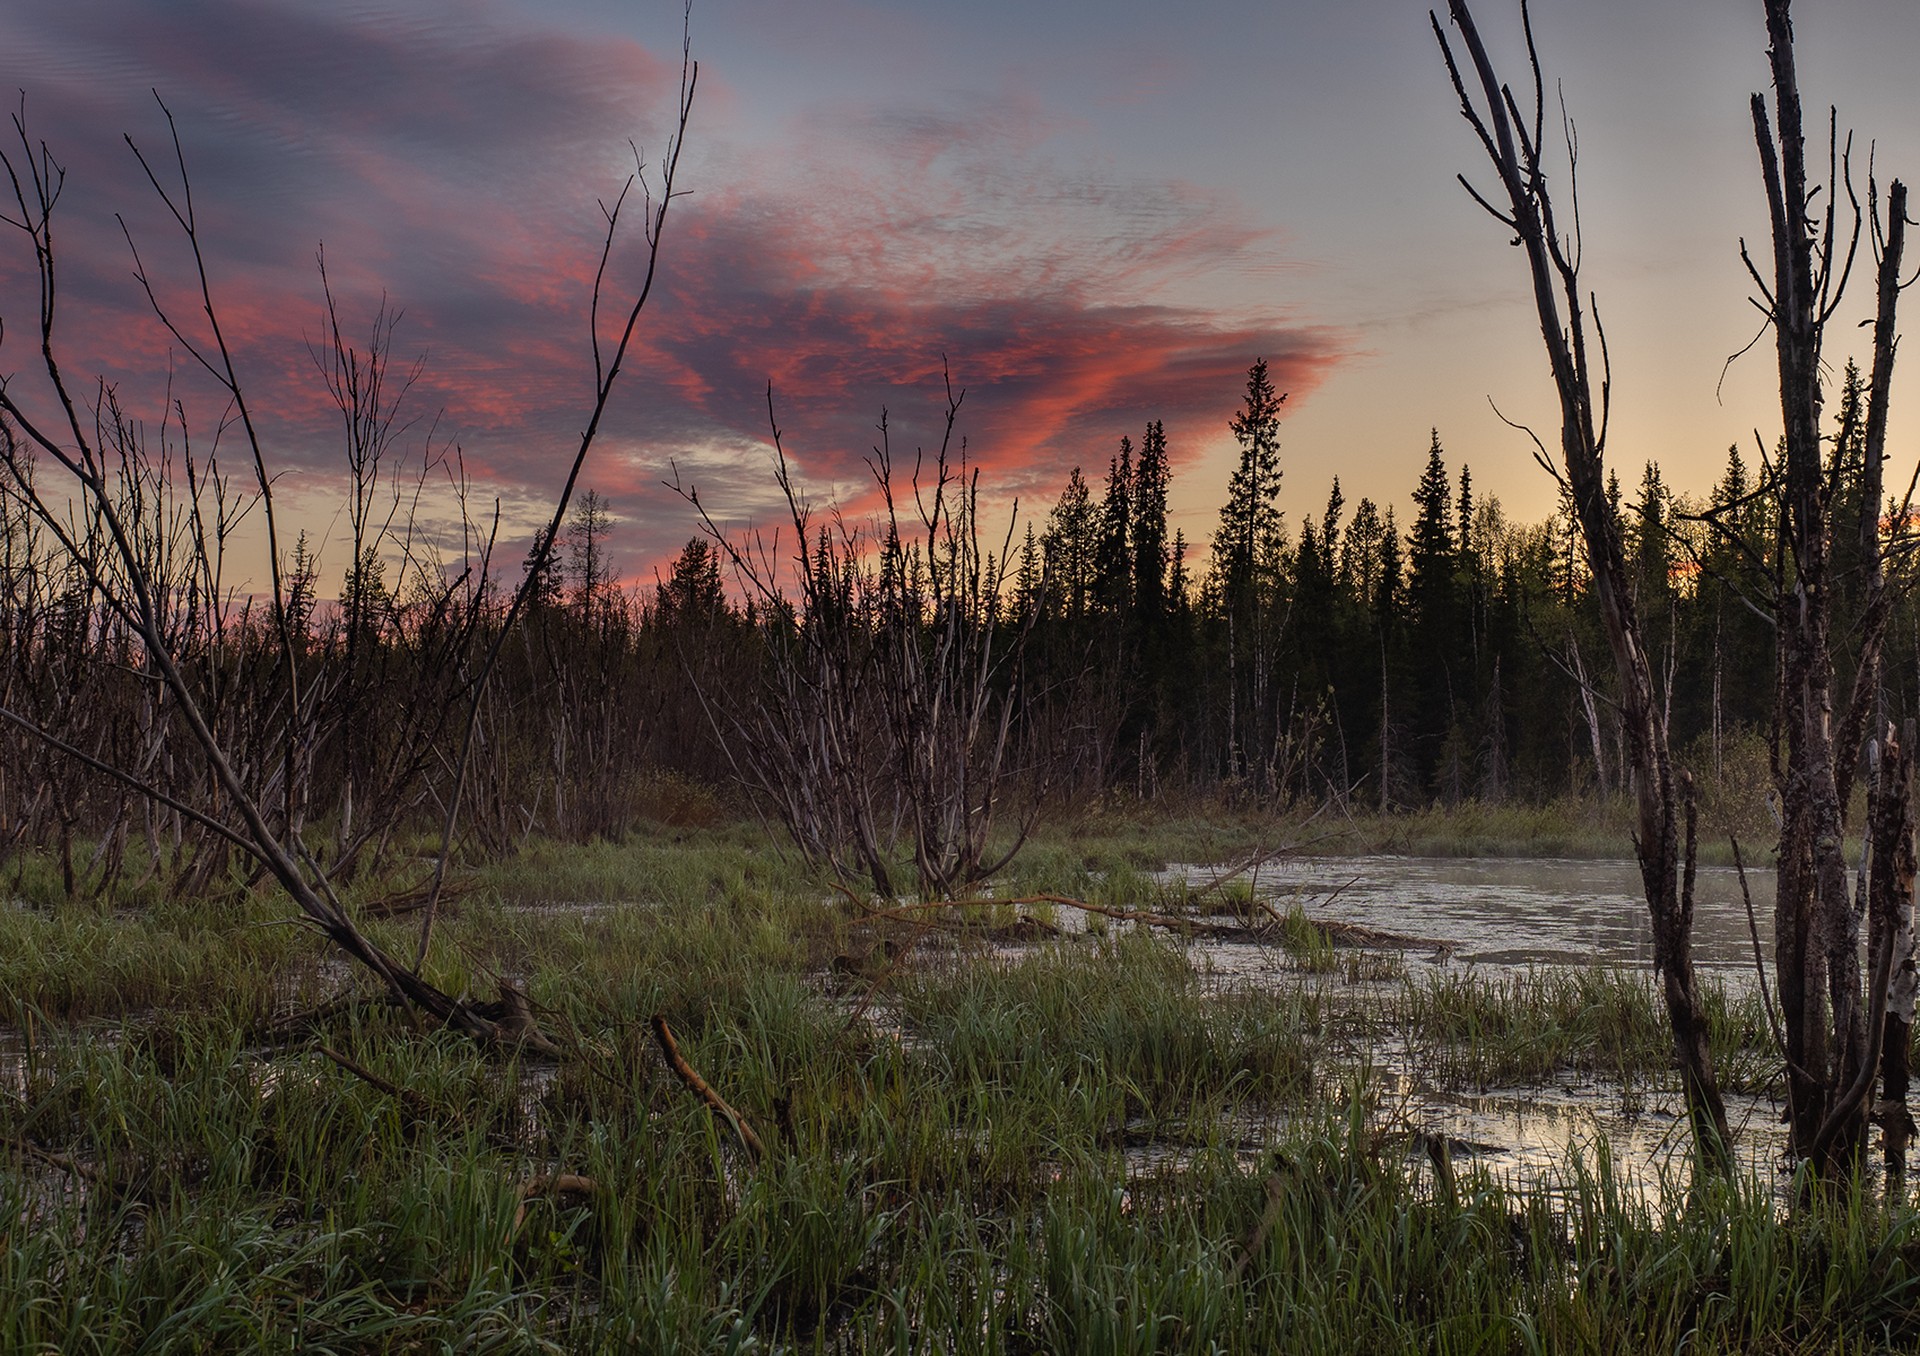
[[1749, 0, 1913, 1174], [677, 377, 1047, 900], [1434, 0, 1732, 1168], [0, 51, 694, 1049]]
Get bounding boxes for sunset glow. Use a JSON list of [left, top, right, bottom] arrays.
[[5, 0, 1920, 584]]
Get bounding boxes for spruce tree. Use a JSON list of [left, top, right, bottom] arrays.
[[1213, 359, 1287, 782], [1132, 421, 1171, 624], [1632, 461, 1672, 607], [1215, 358, 1287, 616], [1406, 432, 1458, 791], [1042, 467, 1096, 621], [1321, 477, 1345, 566], [567, 488, 614, 625], [655, 537, 728, 628], [1168, 530, 1191, 616], [1342, 497, 1385, 609], [1012, 524, 1044, 622], [1093, 437, 1134, 617], [1407, 431, 1457, 639]]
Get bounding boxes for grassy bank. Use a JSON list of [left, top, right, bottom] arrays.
[[1, 823, 1912, 1351], [1011, 779, 1778, 868]]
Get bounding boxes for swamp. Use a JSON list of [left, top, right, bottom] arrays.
[[6, 0, 1920, 1349], [3, 808, 1917, 1352]]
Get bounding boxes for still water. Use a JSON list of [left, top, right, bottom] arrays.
[[1156, 854, 1793, 1196], [1181, 854, 1777, 973]]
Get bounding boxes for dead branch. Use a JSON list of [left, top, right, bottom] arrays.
[[318, 1044, 432, 1120], [650, 1013, 765, 1163], [2, 1132, 103, 1186], [509, 1171, 599, 1240]]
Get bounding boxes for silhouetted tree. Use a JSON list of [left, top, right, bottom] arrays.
[[1093, 437, 1134, 618]]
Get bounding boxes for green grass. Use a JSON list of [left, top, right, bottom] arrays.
[[1391, 965, 1780, 1092], [0, 818, 1910, 1351]]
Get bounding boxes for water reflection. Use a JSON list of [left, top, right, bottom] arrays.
[[1148, 855, 1794, 1201], [1174, 855, 1777, 973]]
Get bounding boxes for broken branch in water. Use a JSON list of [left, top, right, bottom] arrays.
[[860, 893, 1208, 933], [854, 891, 1448, 953], [319, 1044, 434, 1120]]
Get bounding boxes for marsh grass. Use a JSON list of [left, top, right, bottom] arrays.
[[0, 823, 1911, 1351], [1393, 965, 1781, 1093]]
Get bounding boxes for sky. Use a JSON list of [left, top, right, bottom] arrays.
[[3, 0, 1920, 589]]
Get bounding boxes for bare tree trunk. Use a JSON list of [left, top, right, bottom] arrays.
[[1436, 0, 1732, 1168], [1750, 0, 1908, 1174], [1567, 632, 1608, 795], [0, 49, 696, 1054], [1379, 636, 1393, 812], [1869, 725, 1917, 1191], [1712, 612, 1725, 780]]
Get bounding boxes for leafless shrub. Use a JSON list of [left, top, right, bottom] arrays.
[[677, 377, 1050, 899], [0, 42, 696, 1048]]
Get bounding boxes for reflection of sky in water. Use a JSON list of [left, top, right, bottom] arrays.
[[1177, 856, 1778, 971], [1156, 855, 1796, 1201], [1373, 1064, 1786, 1204]]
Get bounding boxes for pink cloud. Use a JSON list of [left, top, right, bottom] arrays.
[[0, 0, 1348, 587]]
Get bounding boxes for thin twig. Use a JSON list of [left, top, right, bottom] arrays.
[[1731, 837, 1790, 1067]]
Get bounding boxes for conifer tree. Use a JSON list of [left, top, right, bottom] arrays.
[[1093, 437, 1134, 617], [1215, 359, 1287, 614], [1632, 462, 1673, 606], [655, 537, 728, 628], [1132, 420, 1171, 624], [523, 524, 565, 613], [1168, 530, 1191, 617], [1407, 431, 1455, 629], [1012, 524, 1044, 622], [1455, 466, 1474, 561], [1322, 477, 1346, 564], [1042, 467, 1095, 621], [1377, 507, 1403, 626], [567, 488, 614, 625], [1214, 359, 1287, 782], [1341, 496, 1385, 609]]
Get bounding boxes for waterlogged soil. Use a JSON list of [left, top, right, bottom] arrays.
[[999, 855, 1795, 1201], [5, 851, 1794, 1226], [1365, 1059, 1787, 1203]]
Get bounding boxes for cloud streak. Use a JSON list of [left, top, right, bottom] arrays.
[[0, 0, 1347, 581]]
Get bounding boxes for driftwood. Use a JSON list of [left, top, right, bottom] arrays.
[[854, 890, 1445, 953]]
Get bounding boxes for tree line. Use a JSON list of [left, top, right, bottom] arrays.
[[630, 353, 1900, 816], [7, 341, 1905, 910]]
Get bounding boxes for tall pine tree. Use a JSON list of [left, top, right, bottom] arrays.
[[1214, 359, 1287, 782], [1132, 421, 1171, 625], [1093, 437, 1134, 617]]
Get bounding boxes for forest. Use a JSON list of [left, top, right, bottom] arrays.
[[0, 354, 1821, 894], [7, 338, 1843, 887]]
